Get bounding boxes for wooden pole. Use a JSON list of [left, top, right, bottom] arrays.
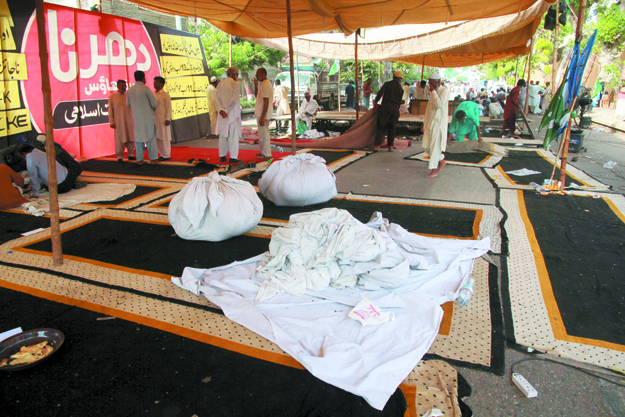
[[36, 0, 63, 266], [552, 0, 560, 86], [378, 61, 382, 89], [338, 61, 342, 111], [286, 0, 296, 155], [420, 56, 425, 81], [559, 0, 587, 189], [524, 37, 533, 115], [514, 55, 520, 84], [229, 35, 232, 67], [355, 30, 359, 121]]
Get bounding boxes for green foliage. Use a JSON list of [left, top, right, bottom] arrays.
[[588, 2, 625, 51], [604, 60, 625, 89], [336, 60, 380, 83], [240, 99, 256, 109], [190, 20, 285, 78]]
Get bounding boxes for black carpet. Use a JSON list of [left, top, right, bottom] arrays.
[[237, 170, 264, 187], [86, 184, 164, 206], [261, 195, 479, 239], [305, 150, 356, 164], [81, 160, 214, 179], [441, 152, 490, 164], [23, 218, 269, 277], [0, 286, 407, 417], [498, 150, 581, 186], [523, 191, 625, 345], [0, 211, 56, 245]]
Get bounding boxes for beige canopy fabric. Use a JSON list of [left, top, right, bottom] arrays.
[[246, 0, 550, 67], [125, 0, 555, 38]]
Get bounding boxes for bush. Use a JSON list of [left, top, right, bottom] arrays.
[[241, 99, 255, 109]]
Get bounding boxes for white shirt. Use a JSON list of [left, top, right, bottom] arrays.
[[299, 98, 320, 120], [154, 90, 172, 142], [214, 77, 241, 137], [108, 91, 134, 144], [255, 79, 273, 120], [422, 85, 450, 154]]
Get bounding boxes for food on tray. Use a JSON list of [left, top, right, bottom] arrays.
[[0, 341, 53, 367]]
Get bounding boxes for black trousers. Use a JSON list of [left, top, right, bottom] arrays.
[[374, 104, 400, 147], [57, 163, 81, 194]]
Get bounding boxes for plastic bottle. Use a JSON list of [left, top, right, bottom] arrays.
[[458, 278, 475, 307], [528, 182, 545, 192]]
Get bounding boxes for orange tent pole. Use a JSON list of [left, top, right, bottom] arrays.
[[286, 0, 296, 155]]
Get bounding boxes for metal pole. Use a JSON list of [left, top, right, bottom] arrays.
[[338, 61, 342, 111], [229, 35, 232, 67], [552, 0, 560, 86], [286, 0, 296, 155], [36, 0, 63, 266], [559, 0, 587, 189], [355, 31, 359, 120], [296, 54, 300, 112]]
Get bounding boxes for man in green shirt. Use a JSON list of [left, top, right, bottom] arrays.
[[448, 100, 482, 142]]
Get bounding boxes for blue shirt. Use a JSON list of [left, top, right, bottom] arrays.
[[26, 149, 67, 197]]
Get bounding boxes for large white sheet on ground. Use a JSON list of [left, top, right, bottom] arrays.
[[172, 211, 490, 410]]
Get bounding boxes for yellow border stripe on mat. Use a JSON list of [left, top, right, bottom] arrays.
[[517, 190, 625, 352]]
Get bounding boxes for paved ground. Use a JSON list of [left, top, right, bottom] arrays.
[[181, 109, 625, 416]]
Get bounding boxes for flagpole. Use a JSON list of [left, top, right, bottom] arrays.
[[286, 0, 296, 155], [559, 0, 587, 189]]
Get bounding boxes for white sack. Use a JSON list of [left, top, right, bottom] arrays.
[[168, 171, 262, 241], [259, 153, 337, 206], [172, 209, 490, 410]]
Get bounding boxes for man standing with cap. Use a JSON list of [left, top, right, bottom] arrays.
[[215, 67, 242, 164], [206, 76, 219, 137], [422, 72, 450, 178], [126, 70, 158, 165], [108, 80, 135, 162], [153, 76, 173, 161], [373, 71, 404, 152], [254, 67, 273, 160]]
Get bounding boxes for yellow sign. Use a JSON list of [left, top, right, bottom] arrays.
[[0, 17, 15, 51], [0, 108, 31, 136], [160, 34, 203, 59], [0, 52, 26, 80], [0, 80, 20, 110], [164, 75, 209, 98], [171, 97, 209, 121], [0, 0, 13, 26], [160, 56, 204, 78]]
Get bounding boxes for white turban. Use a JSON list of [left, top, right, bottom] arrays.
[[429, 72, 441, 80]]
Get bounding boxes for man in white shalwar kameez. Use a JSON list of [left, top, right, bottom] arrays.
[[528, 81, 543, 114], [215, 67, 242, 164], [126, 70, 158, 165], [541, 82, 552, 114], [273, 79, 290, 131], [422, 72, 450, 178], [206, 76, 218, 137], [153, 76, 172, 161], [108, 80, 135, 162], [296, 92, 321, 131], [254, 67, 274, 159]]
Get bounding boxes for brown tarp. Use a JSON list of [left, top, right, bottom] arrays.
[[124, 0, 555, 38]]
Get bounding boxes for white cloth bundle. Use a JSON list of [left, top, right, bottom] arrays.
[[172, 208, 491, 410], [259, 153, 337, 206], [168, 171, 262, 241]]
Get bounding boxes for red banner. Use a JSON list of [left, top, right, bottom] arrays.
[[22, 4, 161, 159]]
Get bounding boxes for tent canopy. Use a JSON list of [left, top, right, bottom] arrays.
[[246, 0, 551, 67], [125, 0, 555, 38]]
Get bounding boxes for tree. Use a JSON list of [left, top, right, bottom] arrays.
[[190, 20, 285, 99]]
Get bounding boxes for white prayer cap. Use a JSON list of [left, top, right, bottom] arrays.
[[429, 72, 441, 80], [210, 76, 217, 83], [393, 71, 404, 78], [36, 134, 46, 143]]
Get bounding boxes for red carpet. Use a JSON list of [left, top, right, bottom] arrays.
[[114, 147, 288, 164]]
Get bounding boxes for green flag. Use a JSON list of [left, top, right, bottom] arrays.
[[592, 79, 602, 99], [328, 60, 340, 76], [539, 77, 569, 150]]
